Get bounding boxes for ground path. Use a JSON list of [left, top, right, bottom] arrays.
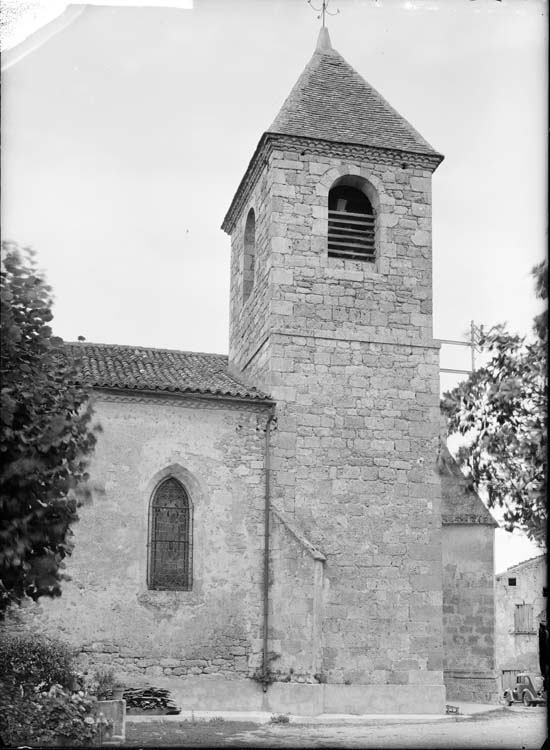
[[125, 705, 547, 748]]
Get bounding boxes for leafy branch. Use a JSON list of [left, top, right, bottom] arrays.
[[441, 261, 547, 546]]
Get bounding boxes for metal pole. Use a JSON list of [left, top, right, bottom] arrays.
[[262, 409, 275, 692], [470, 320, 476, 372]]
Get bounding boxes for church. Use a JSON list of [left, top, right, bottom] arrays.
[[21, 26, 499, 714]]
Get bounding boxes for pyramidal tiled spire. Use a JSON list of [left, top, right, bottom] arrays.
[[268, 27, 440, 157]]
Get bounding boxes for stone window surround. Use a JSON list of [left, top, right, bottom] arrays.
[[148, 475, 192, 591], [144, 463, 201, 596], [315, 163, 389, 276], [327, 173, 379, 266]]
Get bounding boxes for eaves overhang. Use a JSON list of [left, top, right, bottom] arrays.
[[91, 386, 275, 408]]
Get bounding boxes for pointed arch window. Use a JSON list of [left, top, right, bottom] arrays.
[[328, 179, 376, 262], [148, 477, 193, 590]]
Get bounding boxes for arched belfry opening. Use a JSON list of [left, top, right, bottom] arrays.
[[328, 177, 376, 262], [243, 208, 256, 302]]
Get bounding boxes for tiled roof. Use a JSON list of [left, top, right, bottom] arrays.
[[438, 442, 497, 526], [268, 29, 442, 158], [496, 554, 547, 576], [64, 342, 271, 402]]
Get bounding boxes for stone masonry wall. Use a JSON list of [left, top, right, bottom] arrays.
[[228, 140, 444, 689], [11, 393, 271, 682], [229, 161, 273, 385], [267, 334, 443, 685]]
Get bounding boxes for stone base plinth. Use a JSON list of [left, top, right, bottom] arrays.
[[444, 670, 500, 704], [135, 675, 446, 715]]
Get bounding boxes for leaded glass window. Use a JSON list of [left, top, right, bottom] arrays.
[[148, 477, 192, 590]]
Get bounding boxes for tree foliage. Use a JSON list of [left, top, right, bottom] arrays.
[[0, 242, 99, 615], [441, 261, 547, 546]]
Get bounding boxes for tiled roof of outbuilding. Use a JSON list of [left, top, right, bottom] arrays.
[[496, 554, 546, 576], [64, 342, 271, 402], [268, 28, 441, 158]]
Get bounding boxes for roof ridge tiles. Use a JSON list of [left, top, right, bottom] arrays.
[[66, 340, 229, 360]]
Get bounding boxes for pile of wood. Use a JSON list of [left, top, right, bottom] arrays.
[[123, 686, 180, 714]]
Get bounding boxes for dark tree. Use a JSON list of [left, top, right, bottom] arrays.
[[0, 242, 99, 616], [441, 260, 547, 546]]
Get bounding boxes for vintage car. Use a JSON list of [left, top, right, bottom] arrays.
[[503, 672, 547, 706]]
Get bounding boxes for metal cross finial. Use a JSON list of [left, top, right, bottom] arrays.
[[307, 0, 339, 28]]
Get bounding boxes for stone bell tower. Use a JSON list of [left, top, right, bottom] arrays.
[[222, 28, 446, 712]]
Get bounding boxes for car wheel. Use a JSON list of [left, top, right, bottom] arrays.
[[522, 692, 532, 707]]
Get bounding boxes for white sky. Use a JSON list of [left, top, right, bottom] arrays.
[[1, 0, 547, 571]]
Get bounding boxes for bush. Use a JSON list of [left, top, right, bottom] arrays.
[[0, 633, 107, 746], [1, 684, 101, 746], [87, 667, 116, 700], [0, 633, 77, 690]]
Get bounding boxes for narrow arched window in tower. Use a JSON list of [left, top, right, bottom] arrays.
[[328, 181, 376, 262], [243, 208, 256, 302], [148, 477, 192, 590]]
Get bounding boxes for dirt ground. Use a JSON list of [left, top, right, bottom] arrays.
[[124, 705, 547, 749]]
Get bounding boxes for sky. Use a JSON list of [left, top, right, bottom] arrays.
[[1, 0, 547, 571]]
